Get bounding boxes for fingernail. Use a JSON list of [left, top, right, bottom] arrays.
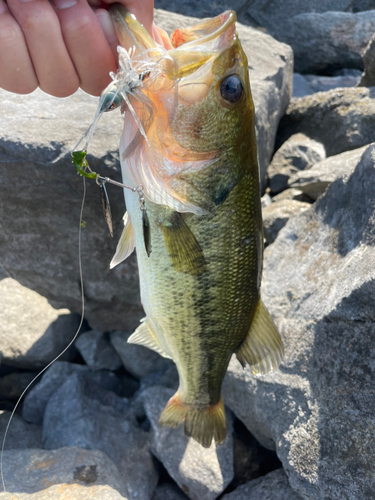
[[53, 0, 78, 8], [95, 9, 117, 44]]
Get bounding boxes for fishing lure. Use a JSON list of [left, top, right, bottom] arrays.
[[70, 44, 169, 255]]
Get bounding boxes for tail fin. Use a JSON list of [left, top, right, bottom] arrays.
[[159, 392, 226, 448]]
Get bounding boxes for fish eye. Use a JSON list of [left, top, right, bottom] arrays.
[[219, 75, 243, 103], [100, 92, 123, 113], [139, 71, 151, 82]]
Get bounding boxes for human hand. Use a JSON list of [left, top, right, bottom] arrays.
[[0, 0, 163, 97]]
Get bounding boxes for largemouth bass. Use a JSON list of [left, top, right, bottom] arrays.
[[105, 5, 284, 448]]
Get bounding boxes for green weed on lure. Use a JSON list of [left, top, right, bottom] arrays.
[[70, 76, 152, 254]]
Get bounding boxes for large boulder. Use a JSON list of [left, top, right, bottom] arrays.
[[0, 447, 127, 497], [288, 145, 368, 200], [42, 372, 158, 500], [155, 2, 375, 73], [278, 87, 375, 157], [0, 484, 127, 500], [223, 144, 375, 499], [280, 11, 375, 73], [0, 277, 80, 369], [268, 133, 325, 194]]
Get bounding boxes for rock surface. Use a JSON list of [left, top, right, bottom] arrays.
[[0, 88, 142, 334], [224, 144, 375, 499], [222, 469, 302, 500], [75, 331, 122, 372], [0, 278, 79, 369], [293, 73, 361, 98], [154, 9, 293, 190], [288, 145, 368, 199], [282, 11, 375, 73], [110, 331, 172, 379], [0, 411, 43, 450], [23, 361, 120, 425], [43, 372, 158, 500], [272, 188, 312, 203], [151, 483, 189, 500], [0, 447, 127, 496], [358, 32, 375, 86], [268, 133, 325, 194], [0, 484, 127, 499], [278, 87, 375, 157], [143, 385, 234, 500], [0, 372, 37, 401], [262, 200, 311, 245]]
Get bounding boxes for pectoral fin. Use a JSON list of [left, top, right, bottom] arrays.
[[110, 212, 135, 269], [128, 318, 172, 359], [236, 299, 284, 375], [159, 211, 206, 275]]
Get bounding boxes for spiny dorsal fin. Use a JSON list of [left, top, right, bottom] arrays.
[[128, 318, 172, 359], [236, 299, 284, 376], [110, 212, 135, 269], [159, 211, 206, 276]]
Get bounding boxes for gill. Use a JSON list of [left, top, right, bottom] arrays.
[[0, 44, 170, 491]]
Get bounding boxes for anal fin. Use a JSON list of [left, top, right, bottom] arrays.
[[159, 211, 206, 276], [128, 317, 172, 359], [236, 299, 284, 376], [110, 212, 135, 269]]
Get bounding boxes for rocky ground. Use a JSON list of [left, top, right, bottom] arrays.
[[1, 3, 374, 500]]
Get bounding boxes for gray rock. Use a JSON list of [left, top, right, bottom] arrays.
[[358, 32, 375, 86], [0, 411, 43, 450], [155, 2, 375, 73], [43, 372, 158, 500], [304, 74, 361, 92], [0, 88, 142, 334], [288, 145, 368, 199], [143, 385, 234, 500], [0, 372, 37, 401], [262, 200, 311, 245], [222, 469, 302, 500], [223, 143, 375, 499], [279, 87, 375, 157], [151, 483, 189, 500], [140, 363, 179, 391], [22, 361, 120, 425], [292, 74, 314, 98], [231, 418, 281, 490], [272, 189, 312, 204], [110, 331, 173, 379], [283, 11, 375, 73], [0, 278, 79, 369], [261, 194, 272, 210], [0, 447, 127, 497], [268, 134, 325, 194], [0, 484, 127, 499], [75, 331, 122, 372]]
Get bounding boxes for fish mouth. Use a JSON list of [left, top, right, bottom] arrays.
[[109, 5, 237, 64], [170, 11, 237, 51]]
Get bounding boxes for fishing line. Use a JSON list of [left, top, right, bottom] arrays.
[[0, 177, 88, 493]]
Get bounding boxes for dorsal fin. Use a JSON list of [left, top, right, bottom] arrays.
[[110, 212, 135, 269], [128, 318, 172, 359], [236, 299, 284, 376]]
